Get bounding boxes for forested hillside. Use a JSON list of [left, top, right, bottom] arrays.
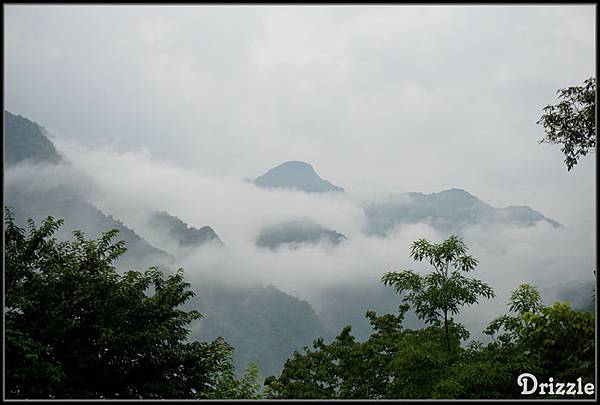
[[5, 111, 62, 165], [4, 85, 596, 400]]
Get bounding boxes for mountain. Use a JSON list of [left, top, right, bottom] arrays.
[[188, 281, 327, 378], [315, 282, 423, 342], [5, 182, 175, 271], [541, 280, 596, 313], [148, 211, 223, 249], [5, 110, 62, 165], [256, 218, 347, 250], [4, 111, 174, 270], [4, 112, 328, 379], [252, 161, 344, 193], [363, 188, 561, 236]]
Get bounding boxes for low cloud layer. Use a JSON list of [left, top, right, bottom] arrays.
[[5, 5, 596, 222], [9, 137, 592, 340], [4, 5, 595, 342]]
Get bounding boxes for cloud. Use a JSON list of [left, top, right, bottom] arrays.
[[4, 6, 595, 210], [26, 137, 593, 339], [4, 5, 596, 339]]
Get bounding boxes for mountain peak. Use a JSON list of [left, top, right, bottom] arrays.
[[5, 110, 62, 165], [277, 160, 314, 169], [149, 211, 223, 248], [253, 161, 345, 193], [256, 218, 347, 250], [437, 188, 477, 198]]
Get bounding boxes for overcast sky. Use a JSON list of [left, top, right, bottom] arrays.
[[4, 5, 596, 223]]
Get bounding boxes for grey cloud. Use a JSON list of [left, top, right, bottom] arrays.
[[4, 5, 596, 336]]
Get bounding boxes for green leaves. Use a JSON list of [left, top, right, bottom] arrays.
[[508, 283, 542, 315], [267, 238, 595, 399], [482, 286, 595, 398], [408, 235, 477, 274], [6, 208, 594, 400], [265, 308, 410, 399], [382, 235, 494, 350], [537, 77, 596, 171], [4, 208, 255, 399]]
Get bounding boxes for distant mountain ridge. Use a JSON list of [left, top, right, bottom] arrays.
[[3, 111, 576, 382], [4, 110, 173, 269], [4, 112, 328, 378], [189, 281, 327, 378], [256, 218, 347, 250], [363, 188, 561, 236], [5, 110, 62, 165], [149, 211, 223, 248], [5, 186, 175, 270], [252, 161, 345, 193]]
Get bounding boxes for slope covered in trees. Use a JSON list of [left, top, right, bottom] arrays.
[[5, 213, 594, 399], [256, 218, 347, 250], [363, 188, 561, 237], [4, 180, 175, 271], [147, 210, 223, 257], [264, 238, 595, 399], [3, 101, 595, 399], [189, 281, 327, 378], [5, 110, 62, 166], [4, 209, 261, 399]]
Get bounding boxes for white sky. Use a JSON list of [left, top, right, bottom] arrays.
[[4, 5, 596, 225]]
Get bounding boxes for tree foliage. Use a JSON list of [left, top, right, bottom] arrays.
[[4, 208, 594, 399], [537, 77, 596, 171], [266, 282, 595, 399], [4, 208, 260, 399], [484, 284, 595, 394], [381, 235, 495, 350], [264, 304, 465, 399]]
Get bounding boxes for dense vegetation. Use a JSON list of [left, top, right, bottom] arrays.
[[263, 240, 595, 399], [538, 77, 596, 171], [189, 281, 327, 378], [4, 208, 260, 399], [3, 76, 596, 398], [5, 210, 594, 399], [5, 111, 62, 166]]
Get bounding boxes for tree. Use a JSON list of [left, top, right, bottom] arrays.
[[207, 363, 263, 399], [482, 284, 595, 398], [267, 278, 594, 399], [381, 235, 494, 351], [537, 77, 596, 171], [264, 305, 468, 399], [484, 283, 543, 345], [4, 208, 259, 399], [264, 304, 435, 399]]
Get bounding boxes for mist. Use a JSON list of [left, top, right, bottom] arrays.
[[5, 5, 596, 220], [7, 133, 593, 342], [4, 6, 597, 398]]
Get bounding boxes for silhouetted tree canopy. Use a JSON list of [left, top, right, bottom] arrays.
[[538, 77, 596, 171], [4, 207, 259, 399]]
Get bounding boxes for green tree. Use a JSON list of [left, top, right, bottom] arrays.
[[264, 305, 467, 399], [264, 305, 410, 399], [484, 283, 543, 345], [267, 279, 594, 399], [482, 284, 595, 398], [432, 283, 595, 399], [537, 77, 596, 171], [381, 235, 495, 351], [4, 208, 258, 399], [207, 362, 263, 399]]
